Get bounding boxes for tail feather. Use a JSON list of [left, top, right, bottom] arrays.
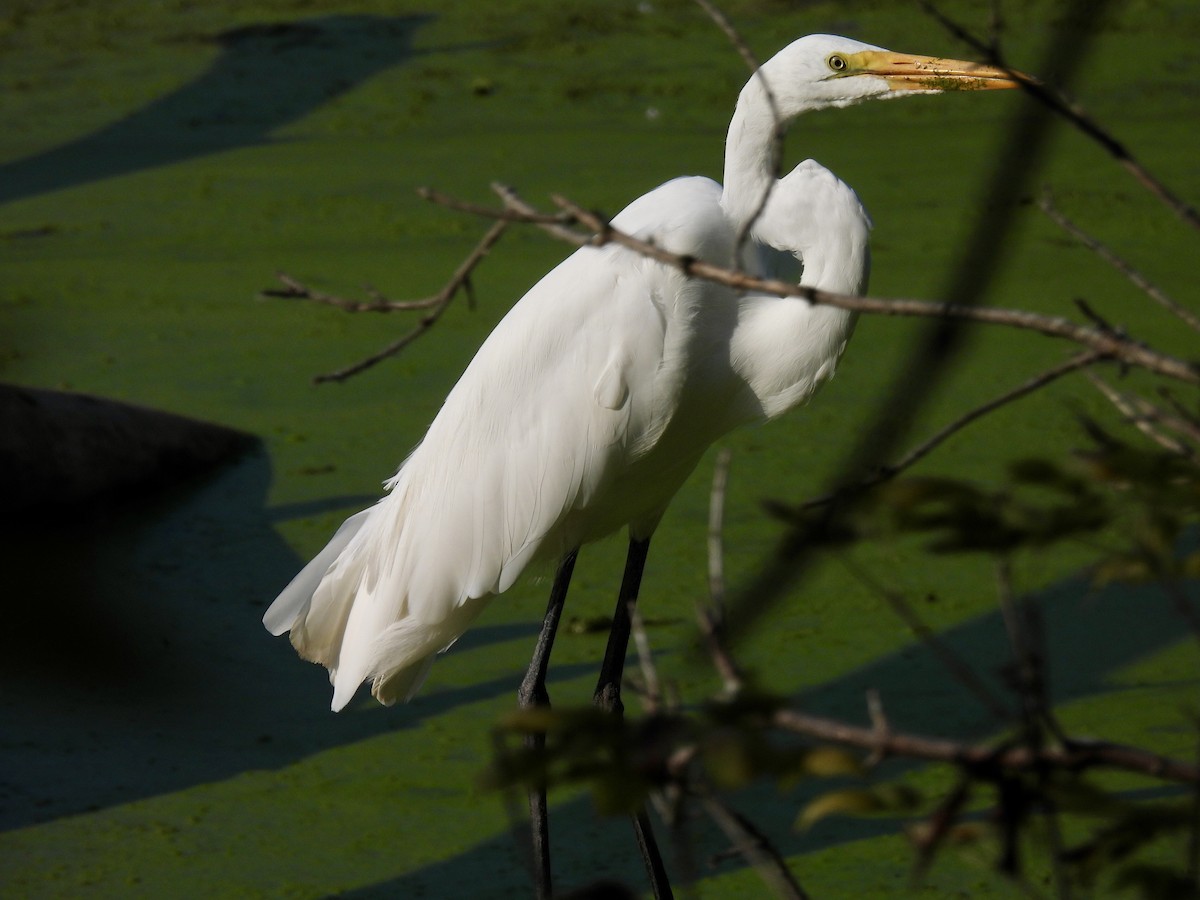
[[263, 510, 371, 638], [333, 595, 487, 710], [265, 380, 575, 710], [265, 493, 493, 711], [370, 654, 436, 708]]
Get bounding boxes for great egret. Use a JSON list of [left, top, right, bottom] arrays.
[[265, 32, 1020, 895]]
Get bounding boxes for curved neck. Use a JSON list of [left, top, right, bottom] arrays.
[[721, 74, 794, 231]]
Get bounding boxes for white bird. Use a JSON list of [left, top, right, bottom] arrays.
[[264, 31, 1019, 894]]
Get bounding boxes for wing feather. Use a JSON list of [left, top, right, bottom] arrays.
[[264, 175, 733, 707]]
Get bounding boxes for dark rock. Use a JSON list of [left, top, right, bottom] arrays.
[[0, 383, 257, 515]]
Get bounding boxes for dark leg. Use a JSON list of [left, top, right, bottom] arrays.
[[592, 536, 650, 715], [518, 548, 578, 900], [593, 537, 674, 899]]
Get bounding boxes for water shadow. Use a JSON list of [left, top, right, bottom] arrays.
[[0, 14, 431, 206], [2, 440, 1192, 888], [360, 569, 1196, 896], [0, 448, 590, 831]]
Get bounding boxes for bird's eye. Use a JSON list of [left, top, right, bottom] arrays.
[[827, 54, 848, 73]]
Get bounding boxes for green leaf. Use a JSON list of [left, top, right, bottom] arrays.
[[1091, 553, 1156, 587], [590, 772, 647, 816], [797, 784, 921, 831], [499, 707, 562, 734], [701, 728, 758, 790], [796, 746, 864, 778]]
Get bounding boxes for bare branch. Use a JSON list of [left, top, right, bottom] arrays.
[[417, 185, 584, 240], [1159, 387, 1200, 438], [309, 218, 508, 384], [701, 795, 809, 900], [1031, 83, 1200, 232], [995, 557, 1069, 751], [1159, 578, 1200, 650], [835, 562, 1015, 724], [698, 446, 743, 695], [690, 0, 784, 258], [706, 447, 732, 620], [985, 0, 1004, 58], [1039, 193, 1200, 333], [921, 0, 1200, 231], [262, 273, 448, 312], [772, 707, 1200, 784], [415, 185, 1198, 384], [1190, 732, 1200, 886], [692, 0, 761, 77], [798, 351, 1106, 510], [995, 558, 1074, 900], [543, 194, 1199, 384], [909, 778, 974, 882], [629, 601, 663, 712], [1086, 371, 1200, 458]]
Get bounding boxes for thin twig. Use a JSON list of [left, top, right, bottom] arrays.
[[699, 447, 742, 695], [420, 184, 1197, 382], [1190, 728, 1200, 886], [985, 0, 1004, 58], [921, 0, 1200, 231], [995, 559, 1068, 893], [311, 218, 508, 383], [836, 561, 1015, 723], [1159, 578, 1200, 647], [706, 447, 733, 621], [1086, 371, 1199, 458], [771, 707, 1200, 784], [419, 183, 588, 244], [994, 559, 1073, 898], [1038, 192, 1200, 333], [909, 777, 974, 883], [695, 607, 743, 697], [629, 601, 663, 712], [262, 273, 447, 312], [701, 795, 809, 899], [995, 558, 1050, 739], [542, 194, 1199, 384], [797, 351, 1106, 510], [1158, 387, 1200, 440], [691, 0, 784, 260], [691, 0, 760, 78]]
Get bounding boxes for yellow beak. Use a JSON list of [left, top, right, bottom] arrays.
[[847, 49, 1027, 92]]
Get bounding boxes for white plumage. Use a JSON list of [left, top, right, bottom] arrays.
[[265, 34, 1020, 711]]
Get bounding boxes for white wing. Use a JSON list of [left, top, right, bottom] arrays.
[[264, 176, 734, 709], [752, 159, 872, 295], [727, 159, 871, 418]]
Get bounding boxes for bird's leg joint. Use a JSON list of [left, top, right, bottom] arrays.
[[518, 670, 551, 712], [593, 681, 625, 717]]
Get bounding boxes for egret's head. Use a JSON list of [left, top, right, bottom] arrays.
[[757, 34, 1025, 116]]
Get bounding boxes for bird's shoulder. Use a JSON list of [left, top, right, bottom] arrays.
[[611, 176, 732, 260], [774, 160, 871, 225]]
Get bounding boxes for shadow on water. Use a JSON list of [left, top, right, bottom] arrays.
[[0, 440, 1192, 890], [0, 447, 598, 831], [354, 569, 1196, 897], [0, 14, 432, 206]]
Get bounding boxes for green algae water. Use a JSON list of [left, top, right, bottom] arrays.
[[2, 0, 1199, 895]]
